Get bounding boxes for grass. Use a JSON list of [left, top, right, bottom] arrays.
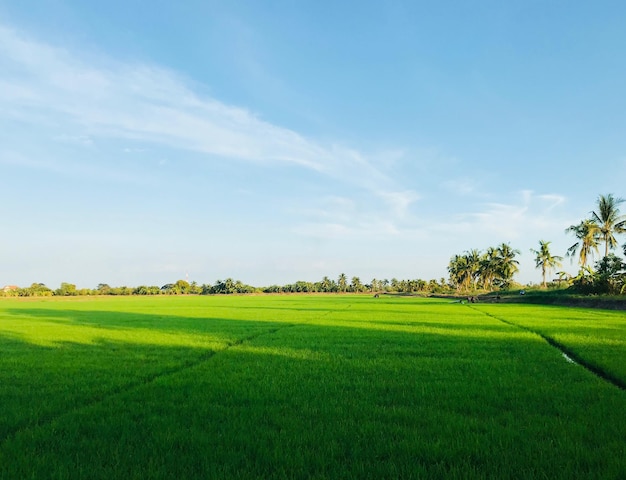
[[0, 295, 625, 479], [476, 302, 626, 388]]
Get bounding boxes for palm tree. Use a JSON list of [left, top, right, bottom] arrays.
[[447, 250, 483, 292], [338, 273, 348, 293], [464, 249, 482, 290], [565, 218, 600, 268], [350, 276, 363, 293], [590, 194, 626, 257], [479, 247, 499, 291], [495, 243, 520, 287], [448, 254, 472, 291], [531, 240, 563, 288]]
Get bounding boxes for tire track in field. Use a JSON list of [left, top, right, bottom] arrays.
[[468, 305, 625, 391], [0, 305, 348, 447], [1, 304, 352, 446]]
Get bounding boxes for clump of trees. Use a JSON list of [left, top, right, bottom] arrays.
[[564, 194, 626, 294], [447, 243, 520, 292], [447, 193, 626, 295]]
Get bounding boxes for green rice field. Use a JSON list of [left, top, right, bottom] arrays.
[[1, 295, 625, 479]]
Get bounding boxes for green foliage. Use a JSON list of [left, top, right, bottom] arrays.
[[54, 282, 77, 296], [15, 283, 53, 297], [570, 254, 626, 294], [448, 243, 520, 292], [591, 193, 626, 257], [565, 219, 601, 267]]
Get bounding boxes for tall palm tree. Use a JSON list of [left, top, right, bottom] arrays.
[[479, 247, 499, 291], [464, 249, 482, 290], [448, 254, 472, 291], [590, 194, 626, 257], [338, 273, 348, 293], [565, 218, 600, 268], [350, 276, 363, 293], [531, 240, 563, 288], [495, 243, 520, 287]]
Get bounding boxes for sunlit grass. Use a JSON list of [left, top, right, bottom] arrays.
[[476, 303, 626, 384], [1, 295, 625, 479]]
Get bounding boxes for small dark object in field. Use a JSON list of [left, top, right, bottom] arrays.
[[373, 293, 379, 298], [520, 290, 526, 295]]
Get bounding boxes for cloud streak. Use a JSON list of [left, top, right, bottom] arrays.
[[0, 25, 413, 206]]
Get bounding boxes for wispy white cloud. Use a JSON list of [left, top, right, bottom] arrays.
[[293, 220, 399, 240], [0, 25, 420, 225], [432, 190, 570, 243], [377, 190, 420, 218], [291, 194, 405, 240]]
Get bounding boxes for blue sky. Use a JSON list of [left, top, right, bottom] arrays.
[[1, 1, 625, 289]]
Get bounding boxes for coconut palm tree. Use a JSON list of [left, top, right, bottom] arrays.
[[565, 218, 600, 268], [464, 249, 482, 290], [479, 247, 499, 291], [590, 194, 626, 258], [531, 240, 563, 288], [338, 273, 348, 293], [448, 254, 472, 291], [495, 243, 520, 287], [350, 276, 363, 293]]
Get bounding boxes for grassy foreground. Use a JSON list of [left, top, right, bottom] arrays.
[[0, 295, 625, 479]]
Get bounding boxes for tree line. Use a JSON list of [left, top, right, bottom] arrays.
[[1, 275, 452, 297]]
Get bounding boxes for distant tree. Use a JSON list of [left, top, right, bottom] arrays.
[[591, 194, 626, 257], [175, 279, 190, 294], [591, 254, 626, 294], [565, 219, 601, 268], [448, 254, 472, 291], [531, 240, 563, 288], [134, 285, 160, 295], [55, 282, 77, 296], [338, 273, 348, 293], [96, 283, 112, 295], [350, 276, 363, 293], [479, 247, 499, 291], [189, 281, 201, 295], [495, 243, 520, 287], [465, 249, 482, 290], [428, 279, 442, 293]]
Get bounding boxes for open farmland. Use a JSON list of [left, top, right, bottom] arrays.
[[0, 295, 625, 479]]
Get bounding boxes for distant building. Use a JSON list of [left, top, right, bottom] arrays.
[[2, 285, 19, 293]]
